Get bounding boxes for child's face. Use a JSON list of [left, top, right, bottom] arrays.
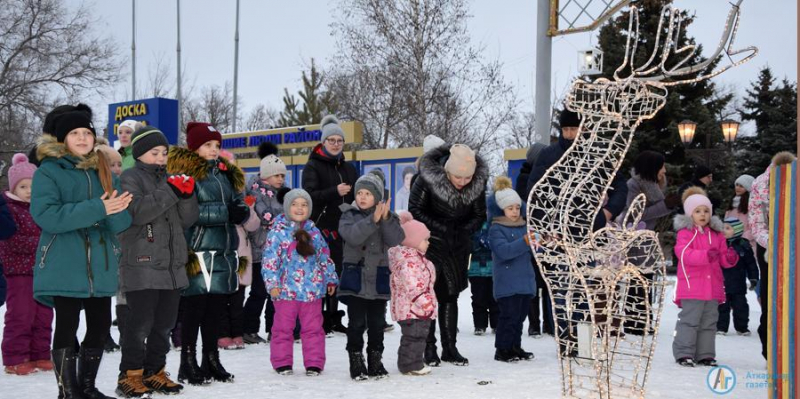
[[138, 146, 169, 166], [723, 224, 734, 239], [65, 128, 95, 156], [13, 179, 32, 202], [691, 205, 711, 227], [504, 204, 521, 221], [196, 140, 220, 161], [289, 198, 309, 222], [118, 126, 134, 147], [263, 174, 285, 189], [109, 159, 122, 176], [356, 189, 376, 210], [417, 237, 430, 255], [734, 184, 746, 196]]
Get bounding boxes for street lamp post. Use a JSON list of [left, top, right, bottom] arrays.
[[679, 119, 739, 169]]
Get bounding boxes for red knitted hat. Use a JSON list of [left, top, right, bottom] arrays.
[[186, 122, 222, 151]]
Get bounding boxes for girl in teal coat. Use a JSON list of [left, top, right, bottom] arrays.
[[31, 107, 132, 399], [166, 122, 250, 385]]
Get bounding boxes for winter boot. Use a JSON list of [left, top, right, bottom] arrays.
[[177, 347, 209, 386], [331, 309, 348, 334], [439, 302, 468, 366], [494, 348, 519, 363], [367, 349, 389, 379], [201, 350, 234, 382], [51, 348, 83, 399], [347, 351, 368, 381], [512, 346, 535, 361], [78, 347, 114, 399], [116, 369, 153, 398], [423, 320, 441, 367], [143, 367, 183, 395]]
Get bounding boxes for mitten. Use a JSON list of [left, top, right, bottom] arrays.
[[707, 248, 720, 263], [244, 195, 256, 207], [724, 247, 739, 265], [167, 174, 195, 199], [228, 202, 250, 224]]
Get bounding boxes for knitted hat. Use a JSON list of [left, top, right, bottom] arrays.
[[693, 165, 712, 180], [355, 169, 385, 203], [260, 155, 287, 179], [8, 153, 37, 192], [53, 110, 95, 143], [724, 217, 744, 239], [283, 188, 313, 219], [43, 104, 92, 135], [320, 115, 345, 142], [526, 143, 547, 165], [186, 122, 222, 151], [423, 135, 446, 154], [398, 211, 431, 250], [682, 186, 713, 215], [734, 174, 755, 192], [493, 176, 521, 210], [118, 119, 141, 134], [131, 126, 169, 159], [444, 144, 477, 177], [559, 109, 581, 128]]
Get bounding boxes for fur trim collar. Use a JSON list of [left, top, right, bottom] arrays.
[[166, 146, 245, 192], [673, 214, 724, 232], [418, 145, 489, 206], [36, 134, 101, 170]]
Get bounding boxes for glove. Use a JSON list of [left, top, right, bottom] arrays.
[[228, 202, 250, 224], [244, 195, 256, 207], [749, 279, 758, 291], [707, 248, 720, 263], [724, 247, 739, 265], [167, 174, 195, 199]]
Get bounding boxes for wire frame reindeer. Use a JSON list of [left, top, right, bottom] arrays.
[[526, 2, 757, 398]]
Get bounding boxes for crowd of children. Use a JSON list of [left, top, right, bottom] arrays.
[[0, 102, 784, 396]]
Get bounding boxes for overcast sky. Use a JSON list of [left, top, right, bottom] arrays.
[[80, 0, 797, 136]]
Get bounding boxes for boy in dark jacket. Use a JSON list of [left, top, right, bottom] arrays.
[[468, 217, 498, 336], [117, 127, 199, 397], [717, 218, 759, 336], [338, 170, 405, 381], [488, 177, 536, 363]]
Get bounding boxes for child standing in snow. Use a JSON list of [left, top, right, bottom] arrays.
[[468, 219, 499, 336], [488, 177, 536, 363], [262, 189, 338, 376], [0, 154, 52, 375], [716, 218, 759, 336], [388, 212, 436, 376], [672, 187, 739, 367]]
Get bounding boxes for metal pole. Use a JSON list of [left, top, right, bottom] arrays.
[[131, 0, 136, 100], [535, 0, 553, 145], [232, 0, 240, 132], [177, 0, 182, 137]]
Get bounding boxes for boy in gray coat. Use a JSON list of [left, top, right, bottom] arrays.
[[338, 170, 405, 381]]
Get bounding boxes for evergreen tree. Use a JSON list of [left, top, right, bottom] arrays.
[[279, 59, 338, 127]]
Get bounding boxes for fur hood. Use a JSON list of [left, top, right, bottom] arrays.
[[418, 145, 489, 207], [673, 213, 724, 232], [36, 134, 101, 170], [166, 146, 245, 192]]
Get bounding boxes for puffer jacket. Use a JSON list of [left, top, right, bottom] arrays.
[[337, 203, 405, 301], [31, 135, 132, 307], [0, 194, 16, 239], [0, 192, 40, 276], [261, 214, 338, 302], [722, 237, 760, 295], [408, 145, 488, 298], [468, 221, 493, 278], [488, 217, 536, 300], [672, 214, 739, 307], [118, 161, 199, 292], [748, 168, 770, 248], [236, 206, 260, 286], [388, 245, 437, 321], [302, 144, 359, 237], [167, 146, 249, 296], [246, 175, 284, 258]]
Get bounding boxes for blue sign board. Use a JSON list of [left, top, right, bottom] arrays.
[[107, 97, 179, 146]]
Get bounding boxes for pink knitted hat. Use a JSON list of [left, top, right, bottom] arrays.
[[398, 211, 430, 249], [682, 186, 713, 215], [8, 153, 37, 192]]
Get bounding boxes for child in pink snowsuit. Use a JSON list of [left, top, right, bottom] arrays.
[[262, 189, 338, 376], [388, 212, 437, 376], [0, 153, 53, 375], [672, 187, 738, 367]]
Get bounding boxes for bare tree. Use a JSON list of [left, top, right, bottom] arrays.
[[143, 52, 175, 99], [245, 104, 280, 131], [328, 0, 517, 152], [0, 0, 122, 163]]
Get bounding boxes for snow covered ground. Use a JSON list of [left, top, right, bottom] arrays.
[[0, 277, 767, 398]]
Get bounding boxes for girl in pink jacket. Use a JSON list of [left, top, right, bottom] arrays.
[[672, 187, 738, 367], [388, 212, 436, 376]]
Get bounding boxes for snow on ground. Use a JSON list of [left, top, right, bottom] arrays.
[[0, 277, 767, 398]]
